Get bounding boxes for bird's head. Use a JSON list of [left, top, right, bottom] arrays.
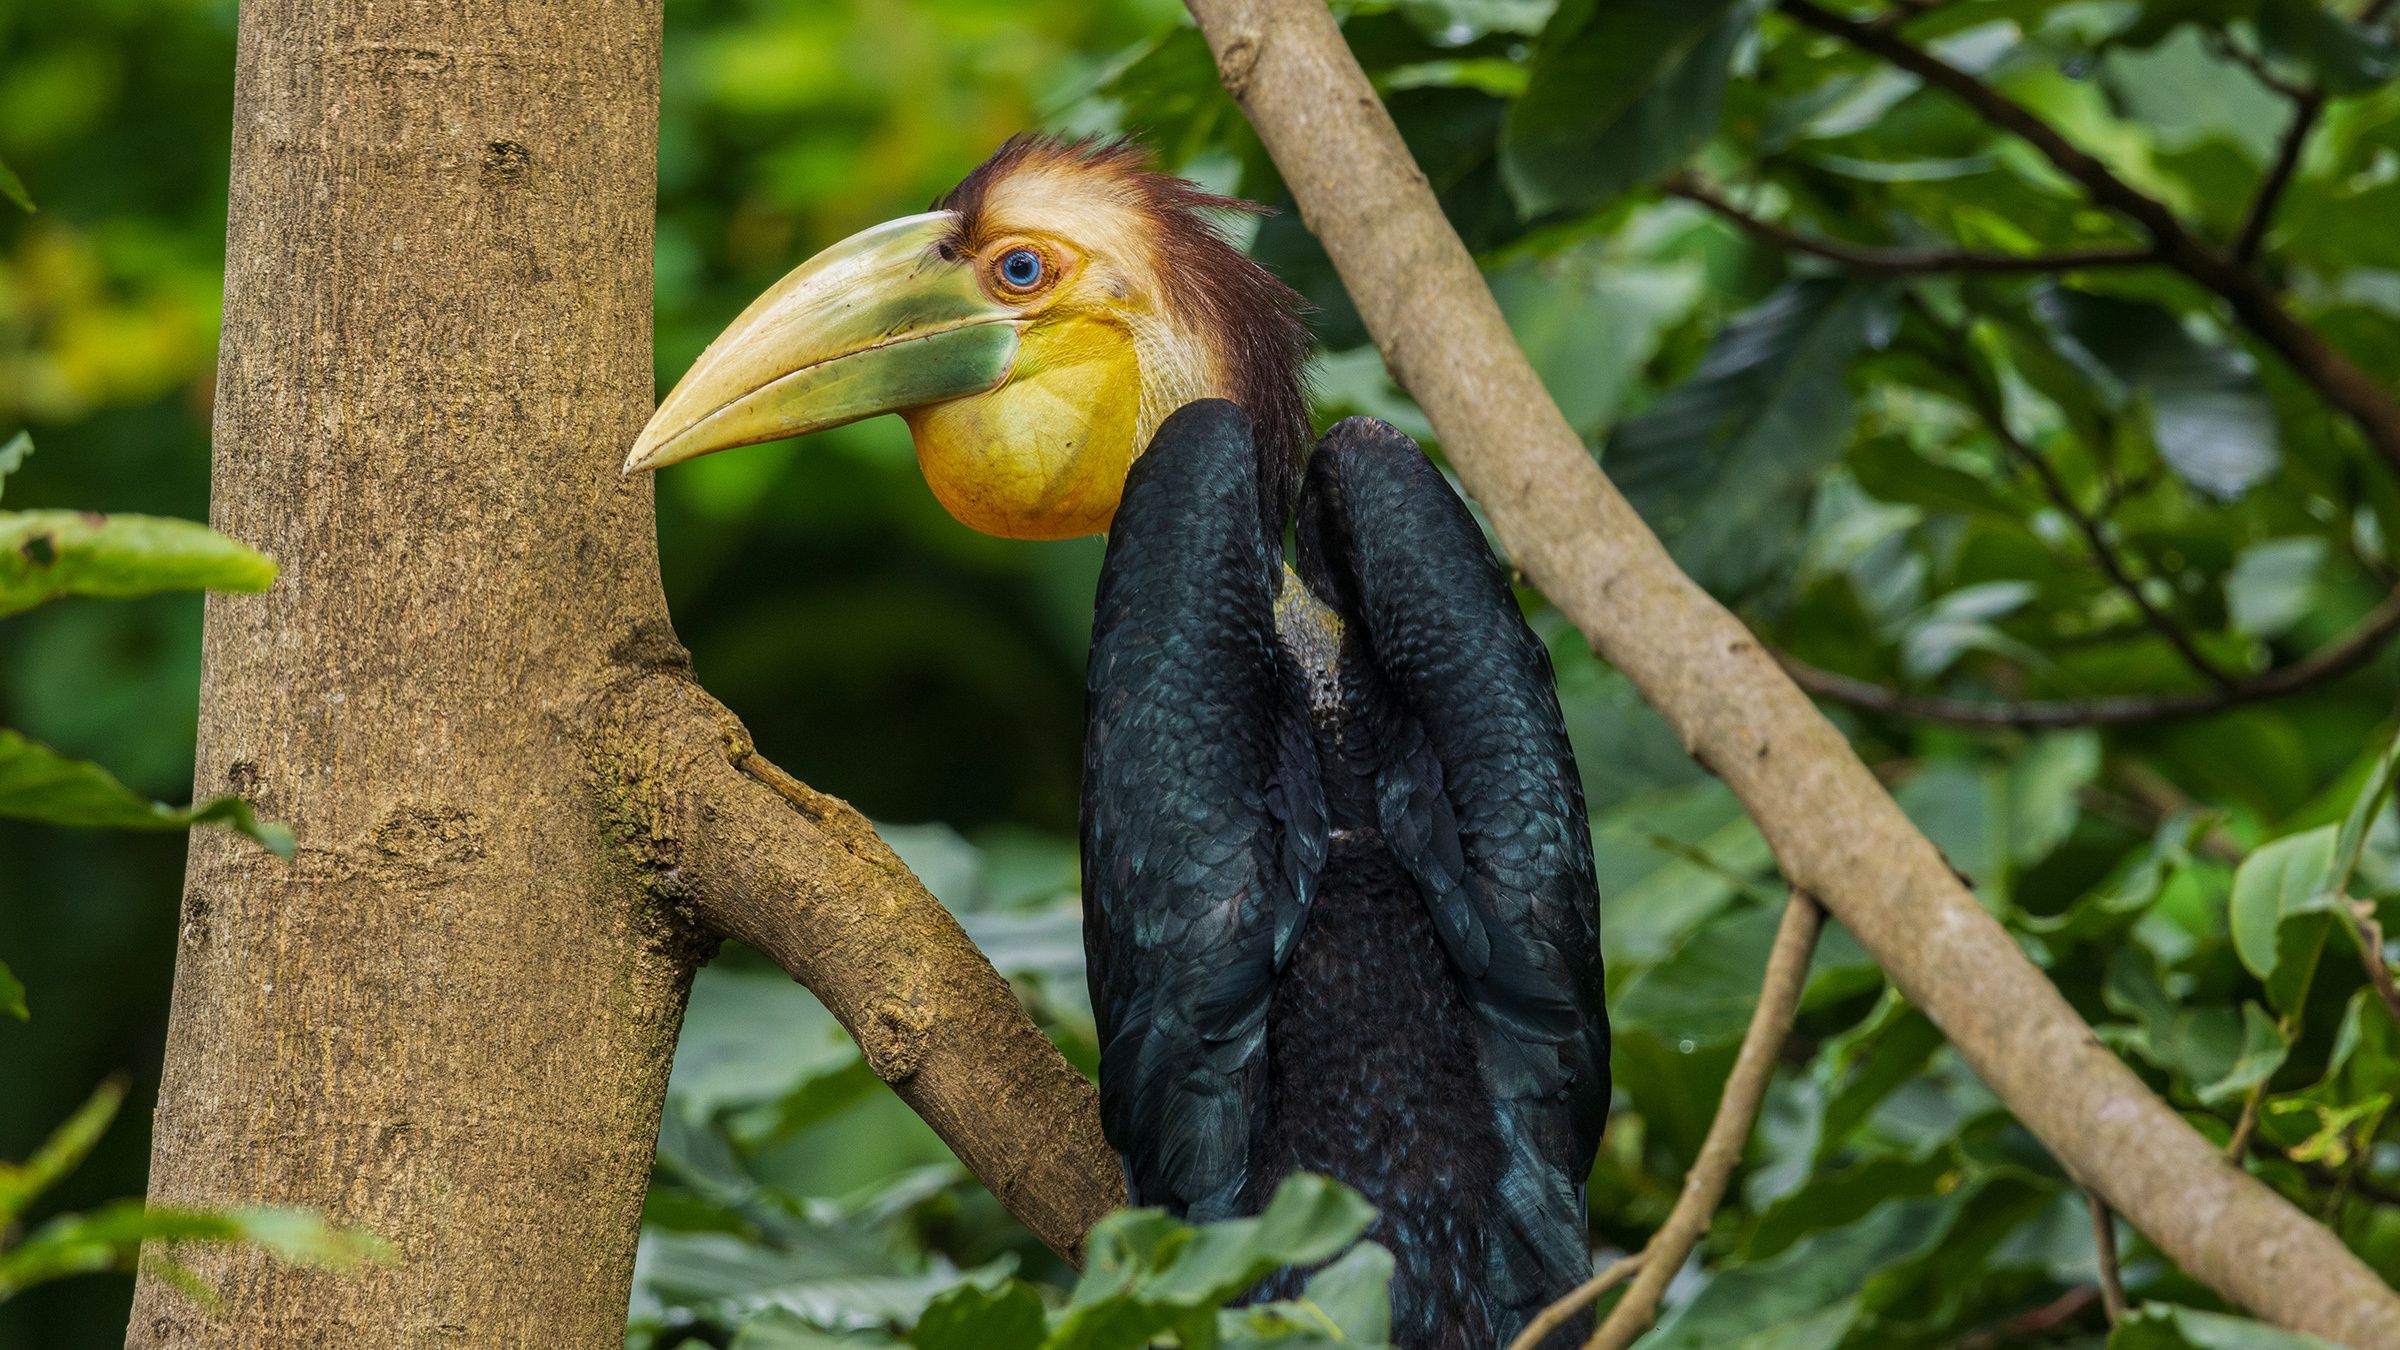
[[626, 135, 1310, 540]]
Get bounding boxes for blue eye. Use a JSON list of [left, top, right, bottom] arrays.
[[998, 248, 1044, 289]]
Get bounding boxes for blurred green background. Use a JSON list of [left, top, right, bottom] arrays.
[[6, 0, 2400, 1346]]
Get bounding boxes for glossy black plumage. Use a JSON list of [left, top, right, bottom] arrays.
[[1083, 401, 1608, 1349]]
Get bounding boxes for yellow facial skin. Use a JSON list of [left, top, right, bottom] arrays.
[[627, 166, 1219, 541], [908, 308, 1141, 540]]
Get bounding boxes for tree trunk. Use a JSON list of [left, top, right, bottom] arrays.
[[130, 3, 1121, 1341], [127, 0, 699, 1341]]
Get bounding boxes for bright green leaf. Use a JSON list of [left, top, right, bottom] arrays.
[[0, 956, 23, 1021], [0, 158, 29, 213], [0, 510, 276, 617], [2227, 825, 2337, 1012], [0, 728, 296, 857], [0, 432, 29, 504]]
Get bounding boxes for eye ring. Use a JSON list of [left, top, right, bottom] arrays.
[[995, 247, 1046, 292]]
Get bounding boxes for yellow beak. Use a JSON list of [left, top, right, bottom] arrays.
[[624, 212, 1026, 474]]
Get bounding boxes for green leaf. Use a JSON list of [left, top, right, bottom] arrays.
[[2327, 724, 2400, 904], [2109, 1303, 2347, 1349], [2255, 0, 2397, 95], [2195, 1002, 2288, 1106], [0, 728, 296, 857], [1607, 279, 1893, 594], [0, 510, 277, 616], [0, 157, 30, 213], [1501, 0, 1751, 216], [0, 1200, 384, 1301], [732, 1311, 903, 1349], [2035, 287, 2278, 500], [2224, 538, 2327, 641], [0, 956, 23, 1021], [914, 1281, 1046, 1350], [1046, 1175, 1377, 1350], [0, 1078, 125, 1228], [2227, 825, 2337, 1012], [0, 432, 30, 504]]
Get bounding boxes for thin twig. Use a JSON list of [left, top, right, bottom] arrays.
[[1778, 0, 2400, 478], [1507, 1253, 1646, 1350], [1667, 175, 2155, 276], [2228, 1076, 2272, 1164], [2087, 1191, 2129, 1324], [2236, 92, 2323, 265], [2350, 900, 2400, 1026], [1955, 1287, 2105, 1350], [1780, 585, 2400, 729], [1537, 893, 1825, 1350]]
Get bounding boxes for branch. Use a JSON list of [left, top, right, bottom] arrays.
[[1581, 893, 1823, 1350], [590, 668, 1123, 1262], [2088, 1192, 2129, 1324], [2234, 88, 2322, 265], [1779, 0, 2400, 481], [2347, 898, 2400, 1027], [1781, 585, 2400, 728], [1181, 1, 2400, 1342], [1507, 1253, 1645, 1350], [1668, 174, 2157, 276]]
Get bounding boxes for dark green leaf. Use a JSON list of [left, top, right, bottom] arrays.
[[0, 956, 23, 1021], [0, 728, 296, 857], [2255, 0, 2397, 94], [2034, 288, 2278, 500], [1501, 0, 1751, 216], [914, 1281, 1046, 1350], [0, 510, 277, 617], [1607, 279, 1894, 594]]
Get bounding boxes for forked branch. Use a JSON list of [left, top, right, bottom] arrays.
[[590, 667, 1123, 1262]]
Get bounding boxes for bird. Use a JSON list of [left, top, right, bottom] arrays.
[[626, 134, 1608, 1350]]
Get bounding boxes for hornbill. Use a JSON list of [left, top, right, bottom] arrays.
[[627, 136, 1607, 1349]]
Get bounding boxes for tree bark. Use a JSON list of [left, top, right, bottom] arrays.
[[127, 0, 697, 1341], [1179, 0, 2400, 1344], [129, 0, 1116, 1341]]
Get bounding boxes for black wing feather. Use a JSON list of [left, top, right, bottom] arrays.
[[1082, 399, 1327, 1221], [1296, 416, 1609, 1337]]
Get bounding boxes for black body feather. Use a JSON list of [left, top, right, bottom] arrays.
[[1083, 401, 1608, 1348]]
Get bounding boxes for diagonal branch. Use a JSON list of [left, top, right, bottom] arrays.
[[1181, 0, 2400, 1342], [1668, 174, 2157, 276], [1778, 0, 2400, 480], [589, 666, 1123, 1262], [1781, 584, 2400, 728]]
